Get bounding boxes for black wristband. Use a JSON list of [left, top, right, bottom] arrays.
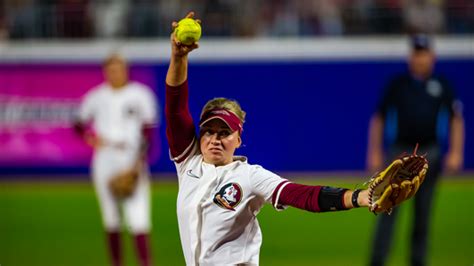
[[352, 189, 362, 208], [318, 186, 348, 212]]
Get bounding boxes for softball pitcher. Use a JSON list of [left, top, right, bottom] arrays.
[[165, 12, 377, 266], [75, 54, 158, 266]]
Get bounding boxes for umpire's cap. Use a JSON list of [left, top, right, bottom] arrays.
[[411, 34, 431, 51]]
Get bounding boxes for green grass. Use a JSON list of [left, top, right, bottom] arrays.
[[0, 178, 473, 266]]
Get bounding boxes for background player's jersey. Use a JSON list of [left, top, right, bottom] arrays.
[[173, 141, 286, 266], [78, 81, 158, 149]]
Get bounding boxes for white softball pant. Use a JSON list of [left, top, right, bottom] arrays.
[[92, 146, 151, 234]]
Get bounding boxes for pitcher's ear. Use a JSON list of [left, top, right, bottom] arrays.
[[237, 136, 242, 148]]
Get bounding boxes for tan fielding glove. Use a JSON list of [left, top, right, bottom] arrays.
[[368, 144, 429, 215], [109, 164, 140, 199]]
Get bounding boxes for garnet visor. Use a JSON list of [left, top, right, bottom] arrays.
[[199, 108, 243, 134]]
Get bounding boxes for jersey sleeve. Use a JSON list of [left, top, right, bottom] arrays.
[[138, 84, 159, 126], [165, 80, 197, 163], [77, 87, 99, 122], [249, 166, 288, 208], [173, 141, 200, 178]]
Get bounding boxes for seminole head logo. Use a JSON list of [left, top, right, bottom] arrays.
[[213, 183, 243, 211]]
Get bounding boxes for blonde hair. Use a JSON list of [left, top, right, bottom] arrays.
[[201, 97, 246, 124], [103, 53, 127, 68]]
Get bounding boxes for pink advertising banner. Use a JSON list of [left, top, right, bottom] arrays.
[[0, 64, 158, 167]]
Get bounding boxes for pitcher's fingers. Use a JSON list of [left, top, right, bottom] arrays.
[[172, 35, 181, 46], [172, 21, 178, 29], [190, 42, 199, 50], [181, 46, 191, 54], [186, 11, 195, 19]]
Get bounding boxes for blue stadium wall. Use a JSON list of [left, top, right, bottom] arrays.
[[153, 58, 474, 173]]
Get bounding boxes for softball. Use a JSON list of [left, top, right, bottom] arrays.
[[174, 18, 201, 45]]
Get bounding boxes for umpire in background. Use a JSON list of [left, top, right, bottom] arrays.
[[366, 34, 465, 266]]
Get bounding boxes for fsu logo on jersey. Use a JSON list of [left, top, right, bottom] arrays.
[[213, 183, 243, 211]]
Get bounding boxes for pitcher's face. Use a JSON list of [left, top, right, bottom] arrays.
[[200, 119, 241, 166]]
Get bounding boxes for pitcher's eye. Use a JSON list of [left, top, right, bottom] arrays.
[[201, 129, 214, 136], [219, 130, 231, 137]]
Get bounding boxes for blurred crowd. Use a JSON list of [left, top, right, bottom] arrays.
[[0, 0, 472, 40]]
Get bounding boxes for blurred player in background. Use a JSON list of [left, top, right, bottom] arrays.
[[74, 54, 158, 266], [166, 12, 380, 266], [366, 34, 465, 266]]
